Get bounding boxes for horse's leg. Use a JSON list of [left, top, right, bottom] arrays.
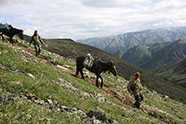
[[75, 66, 79, 76], [38, 45, 41, 56], [80, 69, 85, 79], [99, 76, 103, 88], [96, 75, 99, 88], [2, 35, 5, 42], [0, 33, 4, 41], [10, 37, 14, 44], [34, 45, 38, 56]]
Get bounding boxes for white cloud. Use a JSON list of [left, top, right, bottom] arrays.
[[0, 0, 186, 39]]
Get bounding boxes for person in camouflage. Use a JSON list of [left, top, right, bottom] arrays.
[[127, 72, 144, 108], [30, 30, 45, 56]]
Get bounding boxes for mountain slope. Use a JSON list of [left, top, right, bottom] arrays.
[[45, 38, 186, 103], [158, 58, 186, 88], [122, 42, 170, 67], [45, 38, 139, 78], [141, 39, 186, 70], [0, 39, 186, 123], [80, 27, 186, 57]]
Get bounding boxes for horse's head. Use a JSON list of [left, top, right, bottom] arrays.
[[107, 61, 117, 76]]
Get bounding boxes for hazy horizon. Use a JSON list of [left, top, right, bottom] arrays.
[[1, 0, 186, 40]]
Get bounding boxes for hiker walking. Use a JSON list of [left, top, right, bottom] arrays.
[[127, 72, 144, 108], [30, 30, 46, 56], [83, 53, 94, 69]]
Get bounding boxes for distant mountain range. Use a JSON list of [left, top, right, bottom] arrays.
[[123, 39, 186, 70], [79, 27, 186, 70], [122, 42, 169, 68]]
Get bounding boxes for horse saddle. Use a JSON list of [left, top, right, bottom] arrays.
[[83, 56, 94, 69]]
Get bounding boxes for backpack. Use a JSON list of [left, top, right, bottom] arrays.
[[127, 81, 137, 94]]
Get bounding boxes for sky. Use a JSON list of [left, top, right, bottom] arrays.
[[0, 0, 186, 40]]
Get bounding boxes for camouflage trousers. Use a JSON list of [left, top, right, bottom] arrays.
[[133, 93, 143, 108], [34, 44, 41, 56]]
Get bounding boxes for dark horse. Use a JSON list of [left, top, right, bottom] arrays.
[[0, 25, 24, 43], [76, 56, 117, 88]]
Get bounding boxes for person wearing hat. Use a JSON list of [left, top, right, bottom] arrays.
[[127, 72, 144, 108]]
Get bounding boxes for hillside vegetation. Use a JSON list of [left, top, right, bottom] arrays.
[[0, 39, 186, 123], [122, 42, 170, 68], [45, 38, 186, 104], [158, 58, 186, 88]]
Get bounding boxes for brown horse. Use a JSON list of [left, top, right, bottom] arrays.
[[76, 56, 117, 88]]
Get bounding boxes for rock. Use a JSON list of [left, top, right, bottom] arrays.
[[0, 95, 17, 105], [13, 81, 22, 85], [85, 110, 118, 124], [72, 107, 78, 111], [162, 95, 169, 99], [86, 111, 107, 122], [75, 110, 87, 117], [58, 78, 79, 92], [56, 65, 69, 71], [60, 105, 70, 112], [93, 119, 102, 124], [57, 108, 61, 112], [84, 71, 95, 79], [112, 120, 119, 124], [82, 92, 91, 98], [27, 73, 35, 79], [96, 93, 106, 103], [35, 99, 45, 105], [63, 64, 71, 69], [24, 93, 39, 102], [47, 99, 53, 105], [0, 64, 6, 70]]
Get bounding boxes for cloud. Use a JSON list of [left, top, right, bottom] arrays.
[[0, 0, 186, 39]]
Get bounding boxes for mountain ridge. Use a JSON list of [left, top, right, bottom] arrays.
[[79, 26, 186, 56]]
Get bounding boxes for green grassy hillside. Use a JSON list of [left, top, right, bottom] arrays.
[[45, 38, 186, 104], [122, 42, 170, 69], [0, 39, 186, 123], [158, 58, 186, 88], [141, 39, 186, 70]]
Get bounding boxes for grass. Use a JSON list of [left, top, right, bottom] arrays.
[[0, 40, 186, 123], [0, 98, 82, 124]]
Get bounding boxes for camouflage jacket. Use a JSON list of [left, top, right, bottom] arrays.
[[30, 35, 44, 46], [127, 78, 143, 95]]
